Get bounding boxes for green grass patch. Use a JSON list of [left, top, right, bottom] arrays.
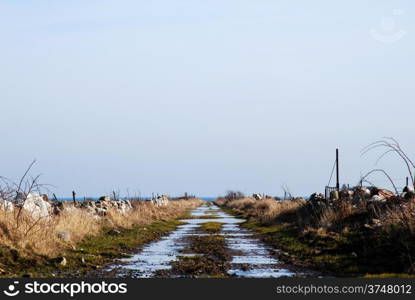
[[163, 235, 231, 277], [198, 215, 221, 219], [239, 219, 366, 276], [200, 222, 223, 233]]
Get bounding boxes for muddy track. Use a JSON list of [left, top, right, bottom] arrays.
[[101, 203, 313, 278]]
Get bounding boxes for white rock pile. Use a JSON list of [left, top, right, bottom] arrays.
[[80, 196, 133, 216], [151, 195, 169, 207], [0, 193, 134, 219]]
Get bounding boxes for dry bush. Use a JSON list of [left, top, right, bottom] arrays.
[[375, 199, 415, 234], [217, 197, 306, 225], [0, 209, 61, 257], [213, 198, 228, 207], [225, 198, 256, 211], [317, 201, 357, 228], [250, 198, 306, 224], [224, 190, 245, 200], [293, 197, 415, 235]]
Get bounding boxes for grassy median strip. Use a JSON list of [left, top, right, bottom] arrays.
[[161, 222, 230, 278], [200, 222, 223, 234], [170, 234, 230, 278]]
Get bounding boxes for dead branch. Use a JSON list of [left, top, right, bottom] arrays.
[[362, 138, 414, 187], [360, 169, 399, 194]]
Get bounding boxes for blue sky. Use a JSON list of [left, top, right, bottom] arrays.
[[0, 1, 414, 197]]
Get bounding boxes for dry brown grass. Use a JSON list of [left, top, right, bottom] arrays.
[[224, 198, 256, 211], [314, 198, 415, 234], [317, 201, 357, 228], [216, 197, 306, 225], [255, 199, 306, 224], [0, 209, 59, 256], [54, 208, 102, 246], [0, 199, 202, 257], [218, 194, 415, 235], [215, 192, 415, 274], [108, 199, 202, 228], [374, 200, 415, 234]]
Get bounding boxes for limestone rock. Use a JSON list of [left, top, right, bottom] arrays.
[[21, 193, 51, 219], [60, 257, 67, 266], [252, 194, 263, 200], [108, 229, 121, 236], [368, 195, 386, 203], [309, 193, 325, 204]]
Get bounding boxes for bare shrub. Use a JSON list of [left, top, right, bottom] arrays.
[[362, 138, 415, 188], [224, 191, 245, 201]]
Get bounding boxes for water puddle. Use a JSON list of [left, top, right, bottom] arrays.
[[228, 268, 295, 278], [105, 203, 308, 278], [107, 223, 194, 277]]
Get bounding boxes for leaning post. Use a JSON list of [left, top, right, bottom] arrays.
[[336, 148, 340, 191]]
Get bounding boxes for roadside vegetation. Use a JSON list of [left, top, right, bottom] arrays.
[[0, 197, 202, 277], [215, 138, 415, 277], [215, 192, 415, 276]]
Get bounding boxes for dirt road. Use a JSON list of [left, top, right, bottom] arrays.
[[103, 203, 311, 278]]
